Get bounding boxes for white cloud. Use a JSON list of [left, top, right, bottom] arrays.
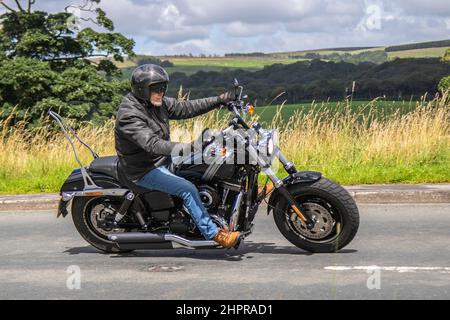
[[0, 0, 449, 55], [223, 22, 280, 38]]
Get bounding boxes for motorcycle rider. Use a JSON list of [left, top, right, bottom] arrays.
[[115, 64, 241, 248]]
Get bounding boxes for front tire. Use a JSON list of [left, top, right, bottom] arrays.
[[71, 197, 133, 254], [273, 178, 359, 253]]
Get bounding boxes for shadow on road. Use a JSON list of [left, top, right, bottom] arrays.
[[64, 241, 357, 261]]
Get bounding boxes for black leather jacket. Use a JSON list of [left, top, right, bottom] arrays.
[[115, 92, 222, 182]]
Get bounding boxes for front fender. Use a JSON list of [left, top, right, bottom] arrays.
[[267, 171, 322, 215]]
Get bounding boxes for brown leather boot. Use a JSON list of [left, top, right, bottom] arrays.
[[213, 228, 241, 248]]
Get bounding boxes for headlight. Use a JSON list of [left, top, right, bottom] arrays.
[[267, 136, 274, 156], [258, 129, 277, 157]]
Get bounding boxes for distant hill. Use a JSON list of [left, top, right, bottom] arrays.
[[385, 39, 450, 52], [268, 39, 450, 60], [115, 39, 450, 78], [167, 58, 450, 103]]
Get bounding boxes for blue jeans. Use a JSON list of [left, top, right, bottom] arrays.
[[136, 165, 219, 240]]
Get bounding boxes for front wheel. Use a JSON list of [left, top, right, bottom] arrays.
[[272, 178, 359, 253]]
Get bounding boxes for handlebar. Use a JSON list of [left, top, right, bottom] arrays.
[[226, 101, 251, 130], [202, 135, 216, 149]]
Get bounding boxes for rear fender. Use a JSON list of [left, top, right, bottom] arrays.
[[60, 168, 124, 192], [57, 168, 125, 218], [267, 171, 322, 215]]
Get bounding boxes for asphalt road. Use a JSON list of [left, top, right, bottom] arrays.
[[0, 204, 449, 300]]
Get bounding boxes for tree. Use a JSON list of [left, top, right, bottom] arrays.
[[168, 58, 450, 103], [438, 49, 450, 92], [443, 49, 450, 63], [133, 54, 174, 67], [0, 0, 135, 125]]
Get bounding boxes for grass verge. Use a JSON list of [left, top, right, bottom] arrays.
[[0, 95, 448, 194]]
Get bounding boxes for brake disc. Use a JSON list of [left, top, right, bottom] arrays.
[[90, 203, 124, 236], [290, 202, 335, 240]]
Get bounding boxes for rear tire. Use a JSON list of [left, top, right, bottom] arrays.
[[71, 197, 133, 254], [273, 178, 359, 253]]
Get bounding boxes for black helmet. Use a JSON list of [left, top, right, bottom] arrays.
[[131, 64, 169, 101]]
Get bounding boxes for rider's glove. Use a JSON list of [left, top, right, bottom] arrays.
[[219, 88, 238, 104]]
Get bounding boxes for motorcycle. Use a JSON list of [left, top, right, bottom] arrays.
[[50, 80, 359, 254]]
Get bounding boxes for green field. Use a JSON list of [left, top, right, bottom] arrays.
[[387, 46, 450, 60], [167, 57, 303, 69], [268, 47, 383, 58], [218, 100, 421, 124], [116, 40, 449, 77], [270, 46, 450, 60], [120, 57, 306, 77], [121, 64, 257, 79]]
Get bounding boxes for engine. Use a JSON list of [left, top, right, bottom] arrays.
[[143, 181, 242, 235], [169, 210, 191, 234], [198, 185, 220, 213]]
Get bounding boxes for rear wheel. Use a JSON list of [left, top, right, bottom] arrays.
[[71, 196, 134, 254], [273, 178, 359, 253]]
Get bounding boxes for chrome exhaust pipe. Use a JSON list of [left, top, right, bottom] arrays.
[[164, 234, 218, 248], [108, 232, 220, 249], [108, 233, 166, 243]]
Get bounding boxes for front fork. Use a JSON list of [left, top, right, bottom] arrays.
[[259, 149, 317, 229]]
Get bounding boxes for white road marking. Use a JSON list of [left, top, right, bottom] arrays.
[[325, 266, 450, 273]]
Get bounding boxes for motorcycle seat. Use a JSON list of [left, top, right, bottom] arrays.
[[89, 156, 155, 194], [89, 156, 120, 181]]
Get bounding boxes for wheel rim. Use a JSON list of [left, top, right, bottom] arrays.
[[285, 196, 343, 243], [84, 198, 126, 239], [291, 202, 334, 239]]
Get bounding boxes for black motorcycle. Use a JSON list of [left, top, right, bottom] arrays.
[[51, 80, 359, 254]]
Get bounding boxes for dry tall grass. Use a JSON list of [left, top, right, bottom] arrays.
[[0, 94, 449, 193]]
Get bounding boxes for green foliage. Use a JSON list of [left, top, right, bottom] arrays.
[[170, 58, 450, 103], [95, 8, 114, 31], [290, 51, 388, 64], [132, 55, 174, 67], [438, 49, 450, 92], [443, 49, 450, 63], [438, 76, 450, 92], [0, 0, 135, 126], [0, 57, 55, 120], [35, 64, 128, 125], [225, 52, 266, 57]]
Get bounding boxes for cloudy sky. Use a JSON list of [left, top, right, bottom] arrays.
[[2, 0, 450, 55]]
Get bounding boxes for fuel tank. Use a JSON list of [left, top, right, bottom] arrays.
[[176, 163, 236, 181]]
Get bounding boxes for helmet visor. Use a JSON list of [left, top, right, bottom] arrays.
[[149, 82, 168, 94]]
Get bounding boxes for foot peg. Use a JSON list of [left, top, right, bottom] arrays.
[[233, 235, 244, 250]]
